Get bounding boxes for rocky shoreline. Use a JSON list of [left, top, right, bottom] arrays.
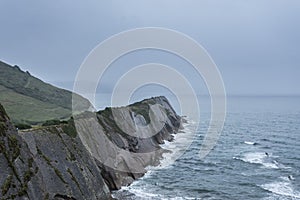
[[0, 96, 183, 199]]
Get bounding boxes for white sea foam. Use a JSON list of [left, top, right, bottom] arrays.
[[116, 185, 200, 200], [115, 119, 199, 199], [128, 187, 161, 199], [244, 141, 257, 145], [112, 181, 162, 199], [162, 197, 202, 200], [159, 120, 197, 169], [261, 177, 300, 199], [236, 152, 280, 169]]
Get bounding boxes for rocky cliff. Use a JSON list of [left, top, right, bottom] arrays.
[[0, 104, 111, 199], [0, 96, 182, 200]]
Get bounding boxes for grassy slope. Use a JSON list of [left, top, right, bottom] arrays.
[[0, 61, 91, 125], [0, 85, 70, 124]]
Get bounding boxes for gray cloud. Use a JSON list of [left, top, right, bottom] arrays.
[[0, 0, 299, 96]]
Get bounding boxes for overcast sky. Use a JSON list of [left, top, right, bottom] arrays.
[[0, 0, 300, 96]]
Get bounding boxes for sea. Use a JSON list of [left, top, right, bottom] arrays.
[[97, 95, 300, 200]]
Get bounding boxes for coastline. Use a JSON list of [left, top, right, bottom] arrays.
[[112, 119, 193, 200], [0, 96, 184, 199]]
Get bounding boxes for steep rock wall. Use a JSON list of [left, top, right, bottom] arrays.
[[0, 103, 111, 200], [84, 96, 182, 190], [0, 96, 182, 199]]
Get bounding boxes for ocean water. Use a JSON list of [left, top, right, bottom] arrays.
[[110, 96, 300, 200]]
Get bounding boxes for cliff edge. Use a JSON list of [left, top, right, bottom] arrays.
[[0, 96, 182, 199]]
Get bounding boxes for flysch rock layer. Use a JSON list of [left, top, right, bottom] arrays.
[[0, 96, 183, 199]]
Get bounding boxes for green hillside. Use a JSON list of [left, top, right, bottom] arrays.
[[0, 60, 92, 125]]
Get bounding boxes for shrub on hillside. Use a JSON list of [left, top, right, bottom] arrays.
[[15, 123, 32, 130], [42, 119, 61, 126]]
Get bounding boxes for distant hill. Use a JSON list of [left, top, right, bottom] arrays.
[[0, 60, 92, 125]]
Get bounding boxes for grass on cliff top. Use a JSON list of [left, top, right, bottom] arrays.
[[0, 61, 90, 110], [0, 60, 92, 125], [0, 85, 71, 125]]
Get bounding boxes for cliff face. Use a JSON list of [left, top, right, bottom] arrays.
[[0, 96, 182, 199], [0, 104, 111, 200], [76, 96, 182, 190]]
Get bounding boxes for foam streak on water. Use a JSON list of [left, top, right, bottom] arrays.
[[261, 177, 300, 200], [159, 119, 197, 169], [113, 120, 198, 200], [113, 97, 300, 200]]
